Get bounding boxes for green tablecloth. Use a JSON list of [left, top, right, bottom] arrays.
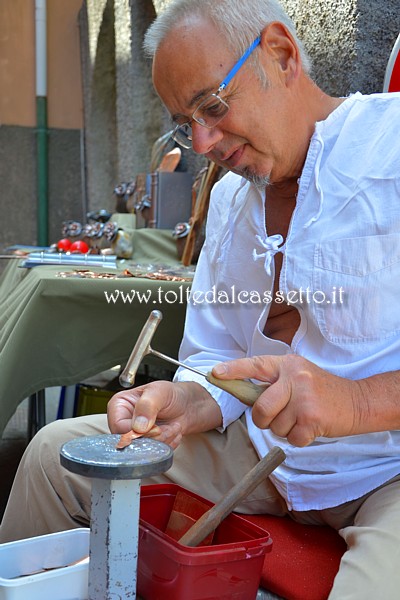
[[0, 229, 191, 435]]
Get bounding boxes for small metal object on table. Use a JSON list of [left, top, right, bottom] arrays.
[[60, 434, 174, 600]]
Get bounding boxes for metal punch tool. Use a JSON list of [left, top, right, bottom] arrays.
[[119, 310, 269, 406]]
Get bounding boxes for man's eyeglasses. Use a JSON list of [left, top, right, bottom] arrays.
[[172, 36, 261, 149]]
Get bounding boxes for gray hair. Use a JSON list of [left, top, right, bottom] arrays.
[[144, 0, 311, 75]]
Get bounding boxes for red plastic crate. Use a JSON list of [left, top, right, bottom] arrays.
[[138, 484, 272, 600]]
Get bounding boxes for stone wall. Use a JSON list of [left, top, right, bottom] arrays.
[[282, 0, 400, 95]]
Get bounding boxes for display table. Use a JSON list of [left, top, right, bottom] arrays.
[[0, 229, 192, 436]]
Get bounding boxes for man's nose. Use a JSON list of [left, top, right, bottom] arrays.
[[191, 121, 223, 155]]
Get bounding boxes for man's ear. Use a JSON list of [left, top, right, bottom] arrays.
[[259, 22, 301, 83]]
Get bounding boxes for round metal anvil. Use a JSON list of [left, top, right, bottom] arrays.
[[60, 434, 173, 480]]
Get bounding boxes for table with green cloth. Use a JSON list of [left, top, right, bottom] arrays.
[[0, 229, 192, 436]]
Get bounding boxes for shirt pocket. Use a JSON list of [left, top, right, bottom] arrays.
[[312, 234, 400, 344]]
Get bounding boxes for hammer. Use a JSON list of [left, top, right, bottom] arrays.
[[119, 310, 269, 406]]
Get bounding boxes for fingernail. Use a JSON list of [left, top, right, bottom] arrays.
[[213, 363, 227, 376], [133, 416, 149, 432]]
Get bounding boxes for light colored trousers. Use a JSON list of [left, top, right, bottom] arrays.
[[1, 414, 400, 600]]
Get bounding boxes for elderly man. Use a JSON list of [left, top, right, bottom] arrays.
[[1, 1, 400, 598]]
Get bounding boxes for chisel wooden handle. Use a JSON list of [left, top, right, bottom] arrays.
[[206, 372, 270, 406], [178, 446, 286, 547]]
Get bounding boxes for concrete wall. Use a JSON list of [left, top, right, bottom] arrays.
[[0, 0, 85, 264], [0, 125, 84, 250]]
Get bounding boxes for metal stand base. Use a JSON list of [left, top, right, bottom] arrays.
[[60, 434, 173, 600], [90, 478, 141, 599]]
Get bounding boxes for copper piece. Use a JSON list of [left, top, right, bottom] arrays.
[[115, 425, 160, 450], [56, 270, 118, 279], [116, 430, 144, 449], [122, 269, 190, 281], [121, 269, 135, 277]]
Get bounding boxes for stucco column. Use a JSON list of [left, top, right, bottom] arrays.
[[114, 0, 162, 182]]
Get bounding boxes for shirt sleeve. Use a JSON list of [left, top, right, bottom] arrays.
[[173, 177, 247, 429]]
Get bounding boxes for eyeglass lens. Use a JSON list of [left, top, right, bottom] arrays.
[[173, 95, 229, 148], [193, 94, 230, 127], [172, 123, 192, 149]]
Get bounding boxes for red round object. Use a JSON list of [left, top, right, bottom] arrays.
[[70, 240, 89, 254], [56, 238, 72, 251]]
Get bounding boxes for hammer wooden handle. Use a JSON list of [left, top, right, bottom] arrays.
[[206, 373, 269, 406], [178, 446, 286, 547]]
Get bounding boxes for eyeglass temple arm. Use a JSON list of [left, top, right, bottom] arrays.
[[219, 36, 262, 91]]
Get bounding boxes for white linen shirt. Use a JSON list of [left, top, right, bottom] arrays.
[[174, 92, 400, 511]]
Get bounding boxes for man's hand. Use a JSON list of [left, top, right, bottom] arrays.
[[212, 354, 369, 446], [107, 380, 222, 449]]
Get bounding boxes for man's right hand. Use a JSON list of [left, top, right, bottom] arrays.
[[107, 380, 222, 449]]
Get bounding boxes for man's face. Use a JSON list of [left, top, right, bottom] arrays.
[[152, 17, 305, 185]]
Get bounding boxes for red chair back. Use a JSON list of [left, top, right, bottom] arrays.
[[384, 33, 400, 92]]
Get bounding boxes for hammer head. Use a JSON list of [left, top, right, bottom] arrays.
[[119, 310, 163, 388]]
